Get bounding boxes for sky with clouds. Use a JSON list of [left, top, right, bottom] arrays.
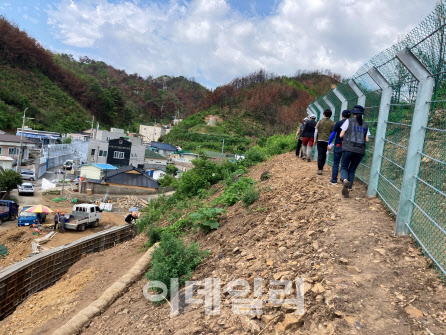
[[0, 0, 439, 88]]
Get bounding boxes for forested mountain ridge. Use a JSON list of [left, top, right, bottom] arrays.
[[163, 69, 341, 152], [0, 17, 208, 133], [0, 16, 340, 139]]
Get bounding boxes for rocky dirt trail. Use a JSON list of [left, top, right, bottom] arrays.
[[2, 152, 446, 334], [76, 152, 446, 335]]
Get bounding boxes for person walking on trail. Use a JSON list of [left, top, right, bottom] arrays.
[[53, 210, 60, 230], [295, 117, 309, 158], [328, 110, 351, 184], [301, 114, 317, 162], [339, 105, 370, 198], [59, 212, 66, 233], [314, 109, 335, 175]]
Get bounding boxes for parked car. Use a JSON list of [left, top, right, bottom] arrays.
[[0, 200, 19, 224], [18, 206, 47, 226], [63, 160, 74, 170], [18, 183, 34, 196], [20, 170, 35, 181], [65, 204, 102, 231]]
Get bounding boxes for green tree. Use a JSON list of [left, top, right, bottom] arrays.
[[62, 136, 72, 144], [165, 164, 178, 176], [0, 169, 23, 199]]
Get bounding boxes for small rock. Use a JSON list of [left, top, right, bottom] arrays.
[[240, 316, 261, 334], [344, 316, 356, 325], [275, 322, 285, 334], [405, 305, 424, 320], [312, 241, 319, 250], [346, 266, 361, 273], [283, 313, 305, 330], [339, 258, 349, 265], [18, 330, 24, 334], [374, 248, 386, 256], [246, 254, 255, 260], [233, 247, 240, 253], [319, 252, 330, 259], [281, 304, 297, 313], [261, 314, 277, 324], [311, 283, 325, 294], [266, 259, 274, 266], [306, 230, 316, 237], [278, 246, 287, 252]]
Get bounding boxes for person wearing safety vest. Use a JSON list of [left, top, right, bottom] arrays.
[[339, 105, 370, 198]]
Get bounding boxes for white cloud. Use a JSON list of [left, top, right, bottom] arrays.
[[46, 0, 438, 88]]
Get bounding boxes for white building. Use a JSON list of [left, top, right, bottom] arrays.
[[139, 124, 171, 142]]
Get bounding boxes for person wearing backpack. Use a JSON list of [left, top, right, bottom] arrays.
[[301, 114, 317, 162], [328, 110, 351, 184], [314, 109, 335, 175], [295, 117, 308, 158], [339, 105, 370, 198]]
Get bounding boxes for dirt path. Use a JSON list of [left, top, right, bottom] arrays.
[[2, 152, 446, 334], [80, 152, 446, 335]]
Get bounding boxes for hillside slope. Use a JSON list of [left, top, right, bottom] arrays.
[[0, 17, 208, 133], [163, 70, 340, 152], [3, 153, 446, 334]]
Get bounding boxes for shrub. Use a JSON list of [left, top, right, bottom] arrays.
[[158, 174, 176, 187], [146, 226, 165, 246], [243, 145, 266, 166], [242, 186, 260, 207], [189, 207, 225, 233], [215, 177, 256, 206], [145, 233, 209, 299]]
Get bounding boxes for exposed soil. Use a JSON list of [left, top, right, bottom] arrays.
[[0, 234, 146, 335], [2, 152, 446, 334], [0, 192, 129, 269]]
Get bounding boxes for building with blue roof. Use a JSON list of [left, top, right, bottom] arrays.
[[80, 163, 117, 180], [149, 141, 177, 156]]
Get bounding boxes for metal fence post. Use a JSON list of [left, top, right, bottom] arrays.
[[323, 96, 335, 121], [394, 49, 435, 235], [309, 105, 317, 117], [366, 67, 393, 197], [333, 88, 347, 121], [306, 108, 312, 117], [348, 80, 366, 107]]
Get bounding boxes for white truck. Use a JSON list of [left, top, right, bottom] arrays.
[[64, 204, 102, 231]]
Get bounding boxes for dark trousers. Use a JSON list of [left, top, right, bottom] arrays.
[[295, 139, 303, 157], [317, 141, 329, 170], [331, 146, 343, 182], [340, 151, 364, 189]]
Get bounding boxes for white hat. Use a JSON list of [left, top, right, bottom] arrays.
[[310, 114, 316, 119], [304, 117, 309, 121]]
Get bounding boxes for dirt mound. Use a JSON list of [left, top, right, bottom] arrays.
[[3, 152, 446, 334], [0, 229, 35, 268], [80, 153, 446, 334]]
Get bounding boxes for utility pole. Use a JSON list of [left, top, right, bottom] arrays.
[[61, 168, 67, 197], [221, 138, 225, 159], [17, 108, 33, 174], [85, 116, 95, 139]]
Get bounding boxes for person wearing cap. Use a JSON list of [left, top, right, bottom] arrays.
[[53, 210, 60, 230], [339, 105, 370, 197], [314, 109, 335, 175], [328, 110, 351, 184], [301, 114, 317, 162], [294, 117, 308, 158], [59, 212, 66, 233]]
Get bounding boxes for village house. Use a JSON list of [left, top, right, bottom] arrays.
[[144, 149, 168, 166], [87, 128, 145, 167], [149, 141, 177, 157], [16, 127, 61, 146], [80, 163, 117, 180], [0, 134, 35, 161], [139, 124, 171, 143], [86, 165, 159, 195]]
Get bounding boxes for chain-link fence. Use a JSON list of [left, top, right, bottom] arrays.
[[307, 1, 446, 280]]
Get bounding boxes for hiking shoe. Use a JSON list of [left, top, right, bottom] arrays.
[[342, 179, 351, 197], [317, 170, 322, 175], [307, 158, 311, 162], [329, 179, 337, 184]]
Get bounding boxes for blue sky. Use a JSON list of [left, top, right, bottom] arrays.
[[0, 0, 439, 88]]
